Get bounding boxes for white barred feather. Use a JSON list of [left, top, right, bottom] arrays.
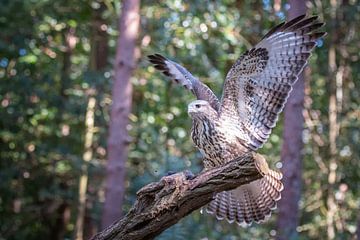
[[205, 169, 283, 226], [220, 15, 326, 150]]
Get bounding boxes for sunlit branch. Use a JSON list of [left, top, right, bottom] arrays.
[[91, 152, 268, 240]]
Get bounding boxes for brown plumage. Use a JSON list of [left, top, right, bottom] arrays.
[[148, 15, 325, 226]]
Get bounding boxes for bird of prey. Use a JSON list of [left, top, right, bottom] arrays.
[[148, 15, 325, 226]]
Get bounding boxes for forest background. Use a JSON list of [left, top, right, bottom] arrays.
[[0, 0, 359, 239]]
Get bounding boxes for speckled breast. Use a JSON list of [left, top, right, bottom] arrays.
[[191, 118, 245, 169]]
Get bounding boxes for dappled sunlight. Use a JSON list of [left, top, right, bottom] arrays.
[[0, 0, 359, 239]]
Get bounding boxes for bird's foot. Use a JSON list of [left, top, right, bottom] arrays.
[[183, 170, 195, 180]]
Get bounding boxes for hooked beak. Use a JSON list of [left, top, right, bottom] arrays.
[[187, 104, 197, 116]]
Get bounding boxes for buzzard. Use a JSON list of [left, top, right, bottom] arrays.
[[148, 15, 325, 226]]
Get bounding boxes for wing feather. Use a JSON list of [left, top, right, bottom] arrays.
[[220, 15, 326, 150], [148, 54, 220, 112]]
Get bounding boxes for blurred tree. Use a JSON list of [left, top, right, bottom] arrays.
[[326, 0, 339, 238], [276, 1, 306, 240], [101, 0, 140, 229], [75, 2, 109, 239], [358, 212, 360, 240]]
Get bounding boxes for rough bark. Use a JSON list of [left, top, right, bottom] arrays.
[[101, 0, 140, 228], [276, 1, 306, 239], [91, 153, 268, 240]]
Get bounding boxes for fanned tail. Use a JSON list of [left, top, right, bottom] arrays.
[[206, 168, 283, 227]]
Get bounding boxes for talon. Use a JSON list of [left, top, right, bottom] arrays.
[[166, 171, 176, 176], [184, 170, 195, 180]]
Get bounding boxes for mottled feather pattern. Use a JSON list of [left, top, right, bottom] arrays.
[[226, 48, 269, 78], [220, 15, 325, 150], [148, 54, 221, 111], [206, 15, 322, 226], [149, 15, 325, 227]]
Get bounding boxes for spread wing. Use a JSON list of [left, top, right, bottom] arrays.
[[220, 15, 326, 150], [148, 54, 221, 112]]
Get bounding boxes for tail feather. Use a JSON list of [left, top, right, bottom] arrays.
[[234, 199, 246, 225], [261, 175, 282, 203], [217, 191, 228, 220], [227, 192, 236, 223], [205, 168, 283, 226], [255, 195, 272, 218], [251, 188, 273, 223], [245, 189, 264, 223]]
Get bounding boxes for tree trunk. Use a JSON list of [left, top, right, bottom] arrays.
[[75, 4, 109, 238], [326, 0, 339, 238], [101, 0, 140, 229], [49, 27, 76, 239], [50, 202, 71, 240], [276, 1, 306, 239], [357, 210, 360, 240], [75, 96, 97, 240]]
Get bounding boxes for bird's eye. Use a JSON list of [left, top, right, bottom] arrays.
[[195, 104, 201, 108]]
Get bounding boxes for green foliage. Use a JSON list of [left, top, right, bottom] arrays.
[[0, 0, 359, 239], [0, 0, 111, 239]]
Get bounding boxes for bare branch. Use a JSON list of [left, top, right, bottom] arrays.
[[91, 152, 268, 240]]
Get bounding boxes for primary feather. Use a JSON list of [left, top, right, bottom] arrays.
[[148, 54, 221, 111]]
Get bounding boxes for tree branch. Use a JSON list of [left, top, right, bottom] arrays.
[[91, 152, 268, 240]]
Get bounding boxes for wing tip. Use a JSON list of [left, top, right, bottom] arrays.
[[262, 14, 325, 41], [148, 53, 172, 76], [147, 53, 167, 62], [313, 31, 327, 39]]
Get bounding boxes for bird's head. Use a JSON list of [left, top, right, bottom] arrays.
[[188, 100, 218, 120]]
